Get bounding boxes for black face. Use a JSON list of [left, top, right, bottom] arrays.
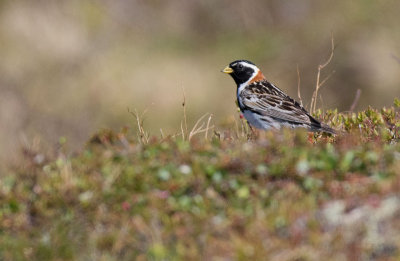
[[228, 60, 256, 85]]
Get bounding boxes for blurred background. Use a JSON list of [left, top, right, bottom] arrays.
[[1, 0, 400, 164]]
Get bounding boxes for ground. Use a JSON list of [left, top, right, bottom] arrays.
[[1, 100, 400, 260]]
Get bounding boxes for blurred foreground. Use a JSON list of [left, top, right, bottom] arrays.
[[2, 103, 400, 260]]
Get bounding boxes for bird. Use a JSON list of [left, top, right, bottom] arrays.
[[222, 60, 336, 134]]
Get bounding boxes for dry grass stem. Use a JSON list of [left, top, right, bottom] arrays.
[[205, 114, 213, 140], [296, 65, 303, 107], [180, 121, 185, 140], [181, 85, 188, 140], [350, 89, 362, 112], [128, 108, 150, 144], [160, 128, 165, 139], [188, 113, 214, 141]]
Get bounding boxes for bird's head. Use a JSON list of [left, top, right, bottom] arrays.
[[221, 60, 263, 85]]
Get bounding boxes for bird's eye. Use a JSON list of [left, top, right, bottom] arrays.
[[238, 64, 243, 69]]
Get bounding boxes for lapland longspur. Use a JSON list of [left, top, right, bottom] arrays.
[[222, 60, 336, 134]]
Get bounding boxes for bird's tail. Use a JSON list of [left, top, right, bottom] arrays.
[[308, 115, 337, 135]]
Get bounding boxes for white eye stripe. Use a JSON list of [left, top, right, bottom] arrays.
[[239, 62, 258, 72]]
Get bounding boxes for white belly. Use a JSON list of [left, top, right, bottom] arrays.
[[242, 110, 281, 130]]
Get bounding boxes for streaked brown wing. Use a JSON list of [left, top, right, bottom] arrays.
[[240, 85, 314, 126]]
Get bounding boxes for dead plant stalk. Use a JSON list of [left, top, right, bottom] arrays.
[[128, 108, 150, 144], [311, 35, 335, 114]]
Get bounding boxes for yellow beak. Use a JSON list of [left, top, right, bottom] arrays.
[[221, 66, 234, 74]]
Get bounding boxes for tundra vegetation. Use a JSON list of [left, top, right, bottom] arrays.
[[1, 99, 400, 260]]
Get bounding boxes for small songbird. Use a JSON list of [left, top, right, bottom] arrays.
[[222, 60, 335, 134]]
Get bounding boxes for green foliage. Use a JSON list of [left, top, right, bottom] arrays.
[[1, 101, 400, 260]]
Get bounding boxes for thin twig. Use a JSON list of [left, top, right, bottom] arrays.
[[350, 89, 362, 112], [311, 33, 335, 114], [318, 70, 336, 87], [296, 65, 303, 107], [180, 121, 185, 140]]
